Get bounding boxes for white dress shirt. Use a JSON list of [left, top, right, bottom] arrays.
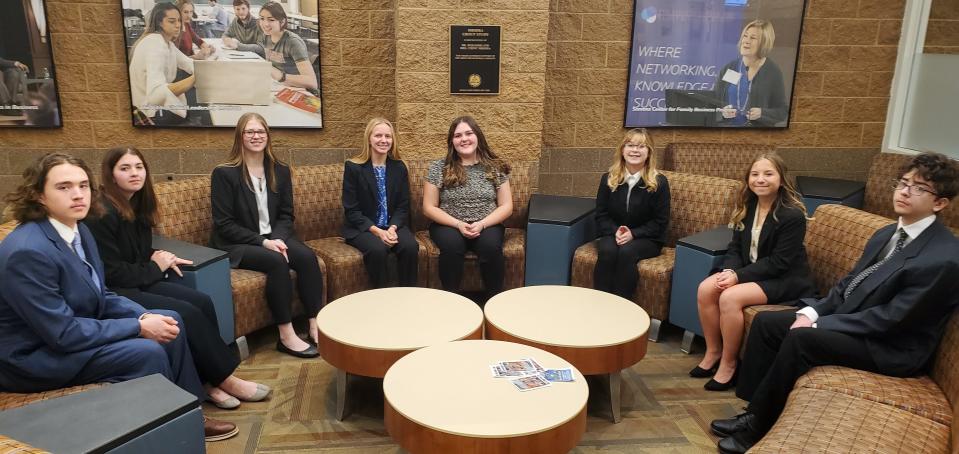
[[624, 170, 642, 206], [797, 214, 937, 326]]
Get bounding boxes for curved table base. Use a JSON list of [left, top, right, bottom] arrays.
[[385, 400, 586, 454]]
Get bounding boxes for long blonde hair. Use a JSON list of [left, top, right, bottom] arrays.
[[349, 118, 402, 164], [729, 152, 808, 230], [606, 128, 660, 192], [218, 112, 286, 193]]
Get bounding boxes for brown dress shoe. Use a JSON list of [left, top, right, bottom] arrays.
[[204, 416, 239, 442]]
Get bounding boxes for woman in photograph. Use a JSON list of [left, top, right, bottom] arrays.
[[422, 116, 512, 300], [693, 153, 814, 391], [210, 112, 323, 358], [175, 0, 214, 60], [714, 20, 787, 127], [127, 2, 199, 126], [592, 128, 670, 300], [256, 1, 317, 90], [86, 146, 271, 410], [342, 118, 419, 288]]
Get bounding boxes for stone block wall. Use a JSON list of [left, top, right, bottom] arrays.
[[394, 0, 550, 162], [539, 0, 905, 196]]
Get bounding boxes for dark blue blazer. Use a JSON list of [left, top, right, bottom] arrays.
[[804, 220, 959, 376], [0, 220, 147, 393], [341, 158, 411, 240]]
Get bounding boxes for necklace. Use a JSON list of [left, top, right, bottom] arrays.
[[736, 59, 752, 114]]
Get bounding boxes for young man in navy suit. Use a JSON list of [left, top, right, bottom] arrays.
[[0, 153, 237, 442], [710, 152, 959, 454]]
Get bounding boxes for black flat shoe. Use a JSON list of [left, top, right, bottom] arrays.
[[276, 340, 319, 358], [689, 360, 719, 378], [704, 367, 738, 391], [710, 412, 755, 438], [717, 424, 763, 454]]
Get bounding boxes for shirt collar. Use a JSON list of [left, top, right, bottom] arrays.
[[48, 216, 79, 246], [897, 214, 936, 241], [625, 170, 642, 185]]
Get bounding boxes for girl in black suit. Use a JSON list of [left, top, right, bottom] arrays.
[[87, 146, 270, 410], [210, 113, 323, 358], [593, 128, 670, 299], [342, 118, 418, 287], [693, 153, 814, 391]]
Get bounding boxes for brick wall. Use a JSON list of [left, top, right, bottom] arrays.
[[539, 0, 906, 196], [394, 0, 549, 162], [0, 0, 396, 201], [926, 0, 959, 54]]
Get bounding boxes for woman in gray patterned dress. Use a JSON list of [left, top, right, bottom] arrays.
[[422, 116, 513, 300]]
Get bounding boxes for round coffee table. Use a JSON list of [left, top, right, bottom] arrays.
[[316, 287, 483, 420], [484, 285, 650, 422], [384, 339, 588, 453]]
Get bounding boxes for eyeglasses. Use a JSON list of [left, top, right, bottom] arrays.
[[892, 179, 938, 197], [623, 143, 646, 149], [243, 129, 267, 137]]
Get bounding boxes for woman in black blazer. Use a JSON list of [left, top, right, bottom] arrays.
[[593, 128, 670, 299], [693, 153, 814, 391], [714, 19, 787, 127], [87, 146, 270, 409], [342, 118, 418, 287], [210, 113, 323, 358]]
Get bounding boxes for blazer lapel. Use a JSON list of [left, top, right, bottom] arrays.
[[844, 223, 927, 309], [239, 167, 258, 226], [385, 158, 398, 211], [361, 160, 377, 200]]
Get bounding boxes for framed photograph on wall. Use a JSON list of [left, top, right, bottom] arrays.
[[0, 0, 62, 128], [120, 0, 322, 128], [624, 0, 806, 128]]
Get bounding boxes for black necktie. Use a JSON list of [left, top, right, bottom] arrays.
[[844, 228, 907, 299]]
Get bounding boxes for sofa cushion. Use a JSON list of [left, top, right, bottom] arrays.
[[305, 237, 430, 301], [292, 164, 345, 242], [0, 383, 103, 411], [154, 176, 213, 245], [805, 204, 891, 295], [416, 228, 526, 292], [752, 386, 950, 453], [569, 241, 676, 321], [796, 366, 952, 426], [659, 170, 739, 247], [662, 142, 773, 180]]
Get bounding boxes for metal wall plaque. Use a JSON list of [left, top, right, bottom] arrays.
[[450, 25, 500, 95]]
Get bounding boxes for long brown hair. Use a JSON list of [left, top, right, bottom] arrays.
[[5, 152, 103, 223], [442, 116, 510, 187], [729, 153, 807, 230], [100, 146, 160, 226], [349, 117, 402, 164], [219, 112, 286, 193], [132, 2, 179, 52], [606, 128, 660, 192]]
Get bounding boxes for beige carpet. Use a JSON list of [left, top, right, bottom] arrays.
[[205, 325, 746, 453]]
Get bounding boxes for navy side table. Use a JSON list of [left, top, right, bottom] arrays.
[[796, 176, 865, 215], [668, 226, 733, 354], [153, 235, 234, 346], [0, 374, 205, 454], [524, 194, 596, 286]]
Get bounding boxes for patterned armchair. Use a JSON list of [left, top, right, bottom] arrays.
[[662, 142, 773, 180], [569, 171, 740, 341], [406, 160, 536, 293]]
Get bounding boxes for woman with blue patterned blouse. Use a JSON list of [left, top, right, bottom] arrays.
[[422, 116, 513, 300], [342, 118, 418, 288]]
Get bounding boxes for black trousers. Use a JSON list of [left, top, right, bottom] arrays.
[[429, 223, 505, 297], [593, 235, 661, 299], [236, 237, 323, 324], [346, 226, 418, 288], [736, 310, 881, 433], [114, 282, 239, 386], [68, 309, 207, 402]]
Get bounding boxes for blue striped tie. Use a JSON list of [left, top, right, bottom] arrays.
[[844, 228, 907, 299], [72, 235, 101, 292]]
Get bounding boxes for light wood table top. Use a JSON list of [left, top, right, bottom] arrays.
[[384, 340, 587, 452], [485, 286, 650, 348]]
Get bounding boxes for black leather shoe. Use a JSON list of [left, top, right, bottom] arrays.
[[717, 425, 762, 454], [704, 367, 738, 391], [276, 340, 319, 358], [689, 360, 719, 378], [710, 412, 754, 438]]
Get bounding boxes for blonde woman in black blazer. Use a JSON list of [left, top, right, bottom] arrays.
[[342, 118, 418, 287], [210, 112, 323, 358], [693, 153, 814, 391], [593, 128, 670, 299]]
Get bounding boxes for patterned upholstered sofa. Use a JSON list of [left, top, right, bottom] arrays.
[[569, 171, 740, 341], [741, 204, 958, 452], [662, 142, 774, 180]]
